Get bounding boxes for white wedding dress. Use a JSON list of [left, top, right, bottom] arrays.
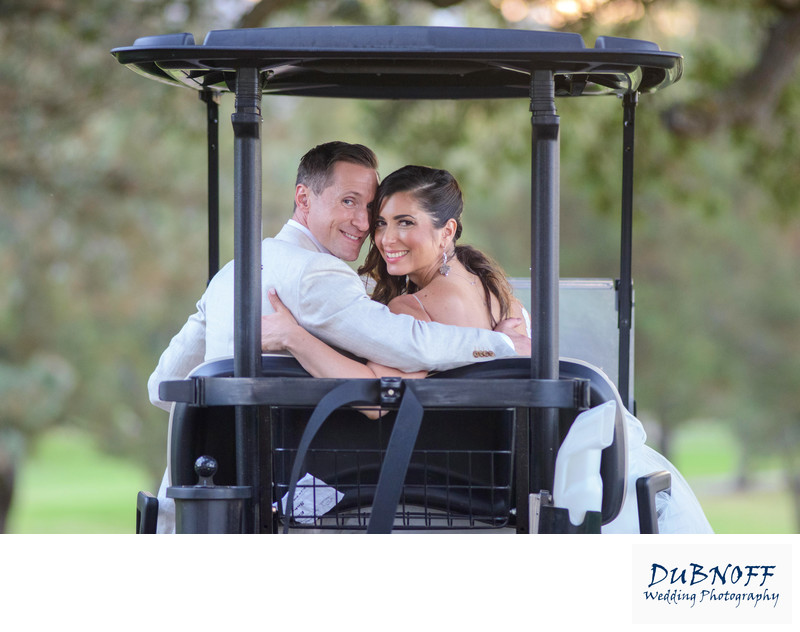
[[602, 408, 714, 534]]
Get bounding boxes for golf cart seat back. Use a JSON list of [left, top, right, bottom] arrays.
[[167, 355, 627, 530]]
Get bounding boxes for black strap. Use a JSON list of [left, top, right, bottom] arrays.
[[366, 386, 424, 534], [282, 379, 425, 534], [282, 380, 375, 533]]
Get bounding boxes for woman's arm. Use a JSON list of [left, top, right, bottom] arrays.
[[506, 298, 531, 337]]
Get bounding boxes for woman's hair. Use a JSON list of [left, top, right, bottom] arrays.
[[358, 165, 515, 325]]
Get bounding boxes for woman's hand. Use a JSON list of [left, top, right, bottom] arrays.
[[261, 288, 300, 352], [494, 317, 531, 356]]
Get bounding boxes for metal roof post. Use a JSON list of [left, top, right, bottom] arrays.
[[618, 91, 638, 412], [529, 69, 561, 498], [200, 89, 222, 285], [232, 66, 263, 533]]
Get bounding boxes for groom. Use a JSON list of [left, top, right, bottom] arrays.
[[148, 141, 529, 411]]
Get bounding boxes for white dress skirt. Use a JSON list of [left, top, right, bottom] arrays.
[[602, 409, 714, 534]]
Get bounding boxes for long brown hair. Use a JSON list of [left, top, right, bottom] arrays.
[[358, 165, 515, 326]]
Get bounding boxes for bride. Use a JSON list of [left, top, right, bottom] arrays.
[[261, 164, 713, 534]]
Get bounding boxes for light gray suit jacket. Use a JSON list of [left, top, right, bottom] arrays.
[[148, 222, 517, 410]]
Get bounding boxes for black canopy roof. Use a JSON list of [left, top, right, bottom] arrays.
[[112, 26, 682, 99]]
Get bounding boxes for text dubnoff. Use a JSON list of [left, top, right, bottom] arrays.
[[643, 562, 780, 609]]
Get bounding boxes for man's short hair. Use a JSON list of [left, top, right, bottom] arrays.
[[296, 141, 378, 195]]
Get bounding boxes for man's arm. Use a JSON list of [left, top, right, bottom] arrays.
[[284, 256, 523, 373], [147, 302, 207, 412]]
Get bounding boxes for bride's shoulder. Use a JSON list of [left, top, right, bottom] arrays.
[[414, 281, 477, 325], [387, 293, 431, 321]]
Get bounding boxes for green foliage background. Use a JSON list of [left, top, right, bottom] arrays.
[[1, 0, 799, 532]]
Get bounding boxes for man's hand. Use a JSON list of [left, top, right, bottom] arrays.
[[261, 288, 300, 352], [494, 317, 531, 356]]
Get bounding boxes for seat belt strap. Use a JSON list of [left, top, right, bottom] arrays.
[[366, 386, 424, 534], [282, 380, 425, 534], [282, 380, 375, 534]]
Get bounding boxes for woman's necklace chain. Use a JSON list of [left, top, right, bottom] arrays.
[[445, 269, 477, 286]]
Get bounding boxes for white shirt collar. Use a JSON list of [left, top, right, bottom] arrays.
[[287, 219, 331, 255]]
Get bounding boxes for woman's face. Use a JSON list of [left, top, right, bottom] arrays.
[[374, 191, 445, 284]]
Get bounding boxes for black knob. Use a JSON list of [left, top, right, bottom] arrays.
[[195, 455, 217, 485]]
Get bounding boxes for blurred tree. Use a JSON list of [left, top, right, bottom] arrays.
[[0, 0, 223, 530]]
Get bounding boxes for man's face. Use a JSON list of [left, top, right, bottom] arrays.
[[300, 161, 378, 261]]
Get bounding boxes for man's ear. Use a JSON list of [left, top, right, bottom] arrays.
[[294, 184, 311, 221]]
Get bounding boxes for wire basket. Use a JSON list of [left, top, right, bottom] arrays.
[[272, 407, 516, 531]]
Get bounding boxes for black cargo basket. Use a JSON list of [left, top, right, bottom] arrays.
[[272, 405, 515, 530]]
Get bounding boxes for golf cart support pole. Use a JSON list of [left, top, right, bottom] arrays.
[[201, 89, 221, 285], [618, 91, 638, 412], [232, 66, 262, 533], [529, 70, 560, 505]]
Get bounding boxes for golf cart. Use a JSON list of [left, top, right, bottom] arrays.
[[113, 25, 683, 534]]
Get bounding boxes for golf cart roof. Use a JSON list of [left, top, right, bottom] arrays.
[[112, 25, 682, 99]]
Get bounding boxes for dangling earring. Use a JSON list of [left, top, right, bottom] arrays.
[[439, 249, 450, 276]]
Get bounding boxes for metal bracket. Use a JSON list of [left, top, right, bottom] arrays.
[[528, 490, 552, 534], [380, 377, 403, 406], [577, 378, 592, 410]]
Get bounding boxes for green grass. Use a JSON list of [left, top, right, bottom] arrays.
[[5, 421, 797, 534], [668, 420, 740, 478], [663, 420, 795, 533], [695, 487, 794, 534], [7, 428, 154, 534]]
